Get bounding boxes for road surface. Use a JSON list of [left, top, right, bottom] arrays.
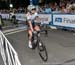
[[1, 29, 75, 65]]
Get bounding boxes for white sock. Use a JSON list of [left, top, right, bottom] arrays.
[[28, 40, 32, 48]]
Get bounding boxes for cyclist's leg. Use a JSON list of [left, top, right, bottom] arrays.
[[28, 29, 33, 48], [34, 25, 42, 46]]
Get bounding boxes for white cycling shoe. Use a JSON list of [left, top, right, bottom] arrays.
[[28, 41, 33, 49]]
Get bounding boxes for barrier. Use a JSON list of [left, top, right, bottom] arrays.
[[0, 13, 75, 29], [15, 13, 52, 24], [0, 31, 21, 65], [38, 14, 52, 24], [0, 13, 52, 24], [0, 13, 10, 20], [15, 13, 27, 21], [53, 13, 75, 28]]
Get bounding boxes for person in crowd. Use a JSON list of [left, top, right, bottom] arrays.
[[44, 5, 52, 13], [61, 6, 68, 13], [0, 15, 2, 30]]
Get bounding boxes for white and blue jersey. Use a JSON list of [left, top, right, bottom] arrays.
[[26, 12, 39, 27], [26, 12, 38, 23]]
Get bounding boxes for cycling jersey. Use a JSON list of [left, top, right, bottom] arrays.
[[26, 12, 39, 28], [27, 12, 38, 21]]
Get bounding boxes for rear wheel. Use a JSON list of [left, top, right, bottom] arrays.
[[37, 40, 48, 62]]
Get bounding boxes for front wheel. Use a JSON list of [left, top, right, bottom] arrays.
[[37, 40, 48, 62]]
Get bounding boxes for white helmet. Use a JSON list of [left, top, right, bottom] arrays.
[[27, 5, 36, 11]]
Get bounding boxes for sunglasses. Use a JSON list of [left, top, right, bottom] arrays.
[[32, 8, 36, 10]]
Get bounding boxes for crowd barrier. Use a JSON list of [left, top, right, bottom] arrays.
[[52, 13, 75, 29], [0, 31, 21, 65], [0, 13, 75, 29], [0, 13, 10, 20]]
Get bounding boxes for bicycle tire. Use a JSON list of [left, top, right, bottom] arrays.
[[31, 34, 37, 49], [37, 40, 48, 62]]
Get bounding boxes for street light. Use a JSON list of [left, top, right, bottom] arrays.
[[9, 3, 13, 8]]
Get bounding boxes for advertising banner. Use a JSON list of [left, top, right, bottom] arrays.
[[0, 13, 10, 19], [53, 14, 75, 28], [38, 14, 52, 24], [15, 13, 27, 21], [15, 14, 52, 24]]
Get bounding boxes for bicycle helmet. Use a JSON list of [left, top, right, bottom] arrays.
[[27, 5, 36, 11]]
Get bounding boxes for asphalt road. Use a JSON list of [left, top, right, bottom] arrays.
[[1, 29, 74, 65]]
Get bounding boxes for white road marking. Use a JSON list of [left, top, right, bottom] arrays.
[[5, 29, 26, 35], [3, 26, 27, 33], [73, 33, 75, 36], [3, 26, 27, 35], [2, 26, 12, 28]]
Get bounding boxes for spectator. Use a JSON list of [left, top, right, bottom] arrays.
[[44, 5, 52, 13], [61, 6, 68, 13], [0, 15, 2, 30]]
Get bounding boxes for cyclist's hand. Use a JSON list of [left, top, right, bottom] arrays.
[[33, 31, 37, 34]]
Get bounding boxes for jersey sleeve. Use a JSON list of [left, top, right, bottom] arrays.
[[26, 12, 32, 21]]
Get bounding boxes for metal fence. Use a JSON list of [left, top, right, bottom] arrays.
[[0, 31, 21, 65]]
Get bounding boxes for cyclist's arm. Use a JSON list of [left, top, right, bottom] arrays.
[[26, 12, 34, 32]]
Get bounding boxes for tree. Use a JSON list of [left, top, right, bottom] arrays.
[[0, 1, 9, 9]]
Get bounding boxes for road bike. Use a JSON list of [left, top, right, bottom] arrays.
[[31, 30, 48, 62]]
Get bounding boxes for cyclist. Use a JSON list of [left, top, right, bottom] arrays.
[[26, 5, 40, 49]]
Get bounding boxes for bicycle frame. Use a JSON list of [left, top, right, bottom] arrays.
[[31, 30, 48, 62], [32, 31, 40, 49]]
